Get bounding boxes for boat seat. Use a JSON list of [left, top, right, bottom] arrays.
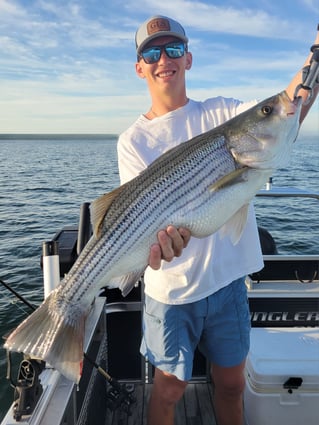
[[250, 255, 319, 283], [258, 226, 278, 255]]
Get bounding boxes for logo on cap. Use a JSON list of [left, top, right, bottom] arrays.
[[147, 18, 170, 35]]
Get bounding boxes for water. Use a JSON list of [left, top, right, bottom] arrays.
[[0, 134, 318, 419], [0, 135, 119, 418]]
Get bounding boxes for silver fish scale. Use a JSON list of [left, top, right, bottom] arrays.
[[58, 133, 236, 305]]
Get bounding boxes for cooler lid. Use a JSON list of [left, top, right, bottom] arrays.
[[246, 327, 319, 390]]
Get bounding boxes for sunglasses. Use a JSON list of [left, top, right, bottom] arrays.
[[139, 41, 187, 64]]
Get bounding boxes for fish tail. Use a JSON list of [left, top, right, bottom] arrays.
[[4, 293, 85, 383]]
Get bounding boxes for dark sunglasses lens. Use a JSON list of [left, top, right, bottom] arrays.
[[142, 47, 161, 64], [165, 43, 185, 58]]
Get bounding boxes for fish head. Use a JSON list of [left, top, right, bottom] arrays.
[[226, 91, 302, 169]]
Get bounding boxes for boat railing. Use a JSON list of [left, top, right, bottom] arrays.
[[257, 184, 319, 200]]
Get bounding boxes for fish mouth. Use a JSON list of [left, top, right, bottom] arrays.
[[293, 95, 303, 106], [286, 95, 303, 116], [278, 90, 302, 116], [292, 95, 303, 109]]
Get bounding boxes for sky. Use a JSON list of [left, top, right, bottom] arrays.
[[0, 0, 318, 136]]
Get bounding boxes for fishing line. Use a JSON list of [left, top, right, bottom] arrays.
[[7, 296, 32, 316], [0, 278, 36, 311]]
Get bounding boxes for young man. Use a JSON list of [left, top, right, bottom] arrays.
[[117, 15, 319, 425]]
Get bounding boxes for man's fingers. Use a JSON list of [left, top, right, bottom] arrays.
[[148, 243, 163, 270], [158, 228, 175, 261], [166, 225, 186, 257], [179, 227, 191, 248], [148, 226, 192, 270]]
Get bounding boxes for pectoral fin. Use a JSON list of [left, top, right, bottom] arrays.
[[208, 167, 248, 192], [90, 184, 128, 239], [219, 204, 249, 245]]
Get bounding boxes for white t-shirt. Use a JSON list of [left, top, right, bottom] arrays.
[[117, 97, 264, 304]]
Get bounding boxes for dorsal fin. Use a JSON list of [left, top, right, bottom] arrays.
[[90, 184, 127, 239], [208, 167, 248, 192]]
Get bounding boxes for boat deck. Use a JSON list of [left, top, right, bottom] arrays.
[[105, 382, 218, 425]]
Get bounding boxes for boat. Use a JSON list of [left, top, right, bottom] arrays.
[[1, 182, 319, 425]]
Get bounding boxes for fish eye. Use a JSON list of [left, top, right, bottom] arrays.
[[261, 105, 273, 115]]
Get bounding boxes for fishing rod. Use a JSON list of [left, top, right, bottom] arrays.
[[83, 352, 135, 412]]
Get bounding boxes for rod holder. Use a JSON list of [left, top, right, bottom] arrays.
[[42, 241, 60, 298]]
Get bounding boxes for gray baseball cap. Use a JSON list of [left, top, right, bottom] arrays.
[[135, 15, 188, 55]]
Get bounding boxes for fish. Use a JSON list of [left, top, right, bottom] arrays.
[[4, 90, 302, 383]]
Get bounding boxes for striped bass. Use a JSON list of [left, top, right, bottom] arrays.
[[4, 91, 302, 383]]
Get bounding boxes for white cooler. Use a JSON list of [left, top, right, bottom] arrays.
[[244, 327, 319, 425]]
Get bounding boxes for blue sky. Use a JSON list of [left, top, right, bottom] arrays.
[[0, 0, 318, 136]]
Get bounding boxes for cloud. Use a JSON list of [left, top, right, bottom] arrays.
[[0, 0, 317, 135], [130, 0, 308, 39], [0, 0, 25, 16], [302, 0, 319, 13], [0, 77, 146, 133]]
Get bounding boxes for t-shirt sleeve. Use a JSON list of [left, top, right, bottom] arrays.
[[201, 96, 258, 123], [117, 131, 147, 184]]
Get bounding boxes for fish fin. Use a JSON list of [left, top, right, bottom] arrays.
[[90, 184, 128, 239], [208, 167, 248, 192], [219, 204, 249, 245], [108, 269, 145, 297], [4, 293, 85, 384]]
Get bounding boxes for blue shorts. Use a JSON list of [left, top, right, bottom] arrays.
[[140, 277, 250, 381]]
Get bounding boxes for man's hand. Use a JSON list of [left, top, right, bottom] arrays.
[[148, 225, 191, 270]]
